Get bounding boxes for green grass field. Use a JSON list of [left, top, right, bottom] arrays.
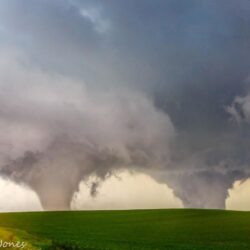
[[0, 209, 250, 250]]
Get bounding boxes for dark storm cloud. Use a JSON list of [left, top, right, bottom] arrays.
[[0, 0, 250, 209]]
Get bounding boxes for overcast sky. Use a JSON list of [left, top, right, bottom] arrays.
[[0, 0, 250, 211]]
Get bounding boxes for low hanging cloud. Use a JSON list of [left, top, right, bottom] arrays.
[[71, 170, 183, 210], [227, 93, 250, 124], [0, 49, 175, 210]]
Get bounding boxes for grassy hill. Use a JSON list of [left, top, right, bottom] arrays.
[[0, 209, 250, 250]]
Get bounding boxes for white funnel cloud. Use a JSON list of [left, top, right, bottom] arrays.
[[0, 49, 175, 210]]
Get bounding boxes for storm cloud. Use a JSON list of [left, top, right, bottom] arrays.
[[0, 0, 250, 209], [0, 49, 174, 209]]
